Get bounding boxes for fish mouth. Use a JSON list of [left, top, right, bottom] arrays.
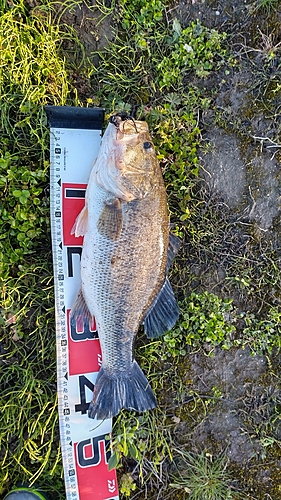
[[109, 112, 149, 140], [109, 112, 138, 133]]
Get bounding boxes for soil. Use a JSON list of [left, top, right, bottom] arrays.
[[178, 3, 281, 496], [36, 0, 281, 497]]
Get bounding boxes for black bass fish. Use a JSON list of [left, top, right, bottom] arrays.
[[71, 112, 180, 420]]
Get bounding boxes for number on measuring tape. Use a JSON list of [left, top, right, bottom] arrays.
[[77, 435, 111, 467], [75, 376, 95, 414]]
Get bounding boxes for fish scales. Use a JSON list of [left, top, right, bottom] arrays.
[[71, 114, 180, 419], [84, 189, 168, 369]]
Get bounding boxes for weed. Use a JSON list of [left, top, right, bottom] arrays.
[[170, 450, 240, 500], [252, 0, 280, 14], [234, 307, 281, 355], [162, 291, 281, 359], [91, 2, 227, 106], [104, 401, 181, 498], [108, 416, 145, 471], [0, 1, 73, 495], [157, 20, 227, 89], [0, 152, 49, 277], [109, 409, 172, 473], [0, 5, 72, 279], [143, 93, 204, 221], [163, 292, 235, 358], [0, 336, 60, 490], [237, 381, 281, 464], [119, 473, 137, 497], [0, 259, 58, 492]]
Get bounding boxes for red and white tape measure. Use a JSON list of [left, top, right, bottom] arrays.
[[46, 106, 119, 500]]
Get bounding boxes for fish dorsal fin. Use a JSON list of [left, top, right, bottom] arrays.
[[71, 205, 88, 237], [97, 198, 123, 241], [143, 278, 179, 338]]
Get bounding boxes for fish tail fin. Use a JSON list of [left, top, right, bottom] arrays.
[[88, 361, 157, 420]]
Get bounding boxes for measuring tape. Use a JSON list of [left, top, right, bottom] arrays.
[[45, 106, 119, 500]]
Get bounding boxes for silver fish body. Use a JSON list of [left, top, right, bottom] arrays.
[[71, 116, 179, 419]]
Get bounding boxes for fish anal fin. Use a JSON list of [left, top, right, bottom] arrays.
[[70, 287, 94, 328], [97, 198, 123, 241], [71, 205, 88, 237], [144, 278, 179, 339]]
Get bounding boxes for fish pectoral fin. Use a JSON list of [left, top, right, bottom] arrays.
[[167, 232, 181, 272], [143, 278, 180, 338], [70, 287, 95, 328], [97, 198, 123, 241], [71, 205, 88, 237]]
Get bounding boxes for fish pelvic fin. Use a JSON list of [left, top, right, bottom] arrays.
[[97, 198, 123, 241], [144, 278, 180, 339], [71, 205, 88, 237], [88, 361, 157, 420], [70, 287, 95, 328]]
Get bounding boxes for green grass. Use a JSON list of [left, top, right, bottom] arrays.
[[0, 1, 72, 496], [252, 0, 280, 14], [170, 450, 241, 500], [1, 0, 281, 498], [0, 261, 60, 496], [0, 1, 72, 280]]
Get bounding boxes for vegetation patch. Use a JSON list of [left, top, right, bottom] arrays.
[[170, 450, 240, 500]]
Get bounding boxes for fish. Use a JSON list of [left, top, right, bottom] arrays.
[[71, 112, 180, 420]]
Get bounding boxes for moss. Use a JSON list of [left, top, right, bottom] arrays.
[[230, 451, 281, 499]]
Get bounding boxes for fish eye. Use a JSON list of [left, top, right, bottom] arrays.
[[143, 141, 153, 149]]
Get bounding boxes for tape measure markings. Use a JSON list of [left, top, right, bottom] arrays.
[[46, 106, 119, 500]]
